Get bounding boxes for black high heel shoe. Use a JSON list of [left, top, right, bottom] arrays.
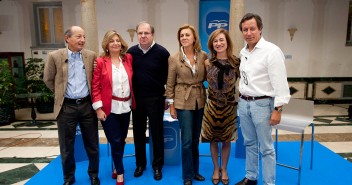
[[221, 178, 230, 185], [212, 170, 221, 185], [220, 169, 229, 185]]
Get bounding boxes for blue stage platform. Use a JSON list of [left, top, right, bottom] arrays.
[[26, 142, 352, 185]]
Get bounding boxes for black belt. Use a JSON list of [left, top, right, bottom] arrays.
[[239, 93, 271, 101], [64, 95, 91, 104]]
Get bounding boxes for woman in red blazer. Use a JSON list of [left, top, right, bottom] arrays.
[[92, 30, 135, 185]]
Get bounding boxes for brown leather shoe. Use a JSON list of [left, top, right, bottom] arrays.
[[235, 177, 257, 185]]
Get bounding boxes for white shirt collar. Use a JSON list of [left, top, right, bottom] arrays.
[[180, 46, 197, 61], [180, 46, 197, 75], [246, 37, 265, 52], [138, 41, 155, 54]]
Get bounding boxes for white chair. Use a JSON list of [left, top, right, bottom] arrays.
[[273, 98, 314, 185]]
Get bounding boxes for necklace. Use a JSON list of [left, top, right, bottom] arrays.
[[111, 58, 120, 68]]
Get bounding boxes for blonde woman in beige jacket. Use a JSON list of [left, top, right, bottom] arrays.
[[165, 24, 207, 185]]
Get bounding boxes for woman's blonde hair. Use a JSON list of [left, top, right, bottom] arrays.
[[101, 30, 128, 57]]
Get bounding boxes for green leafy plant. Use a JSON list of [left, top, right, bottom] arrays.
[[25, 58, 54, 103], [0, 60, 16, 125], [0, 60, 15, 107]]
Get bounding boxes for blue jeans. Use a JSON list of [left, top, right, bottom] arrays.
[[238, 97, 275, 185], [176, 108, 204, 180]]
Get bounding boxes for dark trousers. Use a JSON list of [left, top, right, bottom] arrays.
[[57, 100, 99, 182], [101, 112, 130, 175], [132, 96, 165, 170], [176, 107, 204, 180]]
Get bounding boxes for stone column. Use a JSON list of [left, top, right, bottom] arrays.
[[80, 0, 98, 53], [310, 0, 327, 76], [138, 0, 164, 41], [184, 0, 199, 30], [229, 0, 245, 57]]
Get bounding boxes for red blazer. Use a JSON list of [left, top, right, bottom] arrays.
[[92, 53, 136, 116]]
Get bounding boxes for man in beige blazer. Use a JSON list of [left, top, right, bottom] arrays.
[[44, 26, 100, 185]]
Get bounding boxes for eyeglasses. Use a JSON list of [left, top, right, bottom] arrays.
[[241, 71, 248, 85], [137, 32, 151, 36]]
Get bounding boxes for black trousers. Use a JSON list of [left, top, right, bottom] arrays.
[[132, 96, 165, 170], [57, 100, 99, 182], [101, 112, 130, 175]]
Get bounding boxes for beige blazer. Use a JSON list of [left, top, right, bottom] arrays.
[[165, 51, 207, 110], [43, 48, 97, 119]]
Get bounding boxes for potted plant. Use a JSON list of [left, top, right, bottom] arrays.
[[0, 60, 16, 125], [25, 58, 54, 113]]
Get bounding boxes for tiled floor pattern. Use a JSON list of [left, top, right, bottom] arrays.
[[0, 104, 351, 185]]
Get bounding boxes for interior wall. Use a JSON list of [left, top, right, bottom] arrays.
[[0, 0, 77, 59], [0, 0, 23, 52], [95, 0, 196, 55], [0, 0, 351, 77], [62, 0, 80, 30], [245, 0, 352, 77]]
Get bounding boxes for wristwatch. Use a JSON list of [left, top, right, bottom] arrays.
[[275, 107, 283, 112], [168, 102, 174, 106]]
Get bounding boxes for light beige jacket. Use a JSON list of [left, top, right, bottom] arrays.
[[165, 51, 207, 110], [43, 48, 97, 119]]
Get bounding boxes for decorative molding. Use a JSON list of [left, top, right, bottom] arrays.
[[287, 77, 352, 102]]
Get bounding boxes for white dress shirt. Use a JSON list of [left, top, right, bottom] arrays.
[[239, 37, 291, 107], [111, 62, 131, 114], [181, 46, 197, 75]]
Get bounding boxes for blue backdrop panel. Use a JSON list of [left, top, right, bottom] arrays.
[[149, 113, 181, 165], [199, 0, 230, 54]]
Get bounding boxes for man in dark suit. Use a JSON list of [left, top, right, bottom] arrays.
[[128, 22, 170, 181], [44, 26, 100, 185]]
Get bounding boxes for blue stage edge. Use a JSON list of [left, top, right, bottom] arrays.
[[26, 142, 352, 185]]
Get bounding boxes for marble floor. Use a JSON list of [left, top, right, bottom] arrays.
[[0, 104, 351, 185]]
